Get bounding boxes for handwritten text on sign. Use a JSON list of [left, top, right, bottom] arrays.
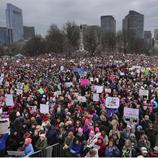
[[105, 97, 120, 109]]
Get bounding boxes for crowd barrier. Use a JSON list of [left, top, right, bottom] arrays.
[[29, 143, 64, 157]]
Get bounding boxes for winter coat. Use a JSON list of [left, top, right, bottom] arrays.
[[105, 146, 120, 157]]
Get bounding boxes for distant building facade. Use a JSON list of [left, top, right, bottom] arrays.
[[101, 15, 116, 34], [6, 3, 23, 42], [0, 27, 13, 45], [144, 31, 152, 50], [23, 26, 35, 40], [123, 10, 144, 39]]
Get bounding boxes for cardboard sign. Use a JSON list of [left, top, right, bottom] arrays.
[[5, 94, 14, 106], [40, 104, 49, 114], [77, 96, 87, 102], [0, 119, 9, 134], [65, 82, 73, 88], [93, 93, 99, 102], [123, 107, 139, 123], [105, 88, 112, 93], [105, 97, 120, 109], [139, 89, 149, 97]]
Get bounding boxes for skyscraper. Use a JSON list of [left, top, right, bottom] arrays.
[[6, 3, 23, 42], [23, 26, 35, 40], [123, 10, 144, 39], [101, 15, 116, 34]]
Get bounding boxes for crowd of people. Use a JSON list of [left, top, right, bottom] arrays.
[[0, 53, 158, 157]]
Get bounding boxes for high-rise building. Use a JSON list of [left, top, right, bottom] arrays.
[[6, 3, 23, 42], [144, 31, 152, 50], [123, 10, 144, 39], [101, 15, 116, 34], [0, 27, 13, 45], [154, 29, 158, 40], [23, 26, 35, 40]]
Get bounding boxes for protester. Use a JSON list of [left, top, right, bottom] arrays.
[[0, 53, 158, 157]]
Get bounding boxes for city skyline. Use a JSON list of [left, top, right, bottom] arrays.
[[0, 0, 158, 36]]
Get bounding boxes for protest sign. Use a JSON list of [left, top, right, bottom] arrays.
[[80, 79, 90, 86], [77, 96, 87, 102], [60, 66, 64, 71], [29, 106, 37, 114], [17, 82, 23, 90], [65, 82, 73, 88], [16, 89, 23, 95], [40, 104, 49, 114], [5, 94, 14, 106], [123, 107, 139, 123], [39, 88, 44, 95], [139, 89, 149, 98], [105, 97, 120, 109], [0, 119, 9, 134], [93, 93, 99, 102], [90, 77, 93, 82], [0, 76, 4, 85], [105, 88, 112, 93], [95, 85, 104, 94]]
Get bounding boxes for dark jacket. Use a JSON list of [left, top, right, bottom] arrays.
[[46, 125, 58, 145]]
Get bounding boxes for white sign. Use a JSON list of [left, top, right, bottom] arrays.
[[105, 88, 111, 93], [0, 76, 4, 85], [5, 94, 14, 106], [40, 104, 49, 114], [60, 66, 64, 71], [93, 93, 99, 102], [105, 97, 120, 109], [77, 96, 87, 102], [0, 119, 9, 134], [65, 82, 73, 88], [123, 107, 139, 124], [139, 89, 149, 97], [16, 89, 23, 95], [95, 85, 104, 94]]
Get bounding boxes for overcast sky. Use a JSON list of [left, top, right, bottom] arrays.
[[1, 0, 158, 36]]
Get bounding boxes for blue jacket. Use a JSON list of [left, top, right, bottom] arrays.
[[0, 133, 8, 151], [24, 144, 34, 156], [105, 146, 120, 157]]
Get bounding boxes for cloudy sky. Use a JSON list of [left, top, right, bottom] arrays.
[[0, 0, 158, 36]]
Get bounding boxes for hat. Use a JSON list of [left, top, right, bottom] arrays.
[[140, 147, 148, 154], [130, 133, 136, 137], [153, 146, 158, 152], [137, 125, 142, 129]]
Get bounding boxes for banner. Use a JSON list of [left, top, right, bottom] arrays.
[[80, 79, 90, 86], [139, 89, 149, 97], [123, 107, 139, 123], [93, 93, 99, 102], [5, 94, 14, 106], [105, 97, 120, 109], [40, 104, 49, 114], [77, 96, 87, 102], [0, 119, 9, 134]]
